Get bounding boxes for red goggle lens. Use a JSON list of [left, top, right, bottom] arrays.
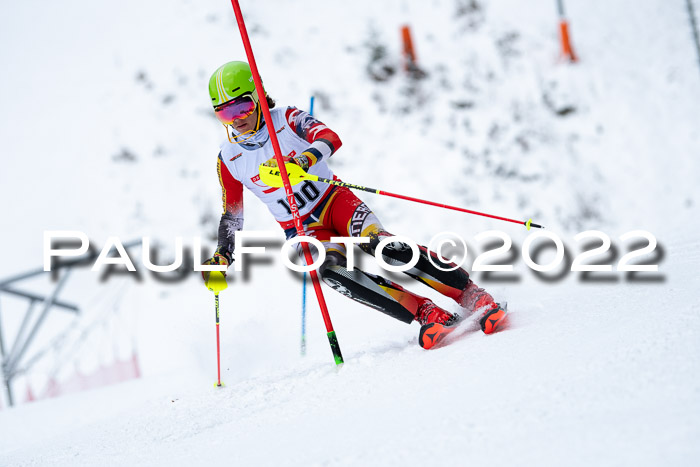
[[215, 97, 256, 124]]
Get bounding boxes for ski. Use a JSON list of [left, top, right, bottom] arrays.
[[421, 302, 509, 350]]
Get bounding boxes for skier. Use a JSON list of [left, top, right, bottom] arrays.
[[202, 61, 507, 349]]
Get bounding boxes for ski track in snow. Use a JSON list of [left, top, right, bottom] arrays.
[[1, 0, 699, 465]]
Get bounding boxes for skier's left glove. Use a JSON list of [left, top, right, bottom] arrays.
[[201, 247, 232, 283]]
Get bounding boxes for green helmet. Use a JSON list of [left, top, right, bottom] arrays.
[[208, 61, 258, 107]]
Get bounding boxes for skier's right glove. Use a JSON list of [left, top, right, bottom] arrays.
[[201, 247, 232, 283]]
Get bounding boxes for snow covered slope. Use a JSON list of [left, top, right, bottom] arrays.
[[1, 255, 699, 466], [0, 0, 699, 465]]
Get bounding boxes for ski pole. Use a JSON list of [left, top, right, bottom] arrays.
[[214, 293, 222, 387], [230, 0, 343, 366], [206, 271, 228, 387], [259, 163, 545, 230]]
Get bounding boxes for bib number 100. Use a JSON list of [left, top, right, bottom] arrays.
[[276, 181, 321, 215]]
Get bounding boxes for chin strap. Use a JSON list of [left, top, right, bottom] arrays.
[[224, 122, 261, 145]]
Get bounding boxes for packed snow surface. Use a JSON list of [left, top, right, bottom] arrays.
[[1, 0, 699, 465]]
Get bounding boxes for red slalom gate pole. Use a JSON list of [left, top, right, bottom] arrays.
[[230, 0, 343, 365], [400, 25, 417, 70], [556, 0, 577, 62]]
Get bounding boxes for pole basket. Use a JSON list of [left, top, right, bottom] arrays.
[[559, 19, 578, 62]]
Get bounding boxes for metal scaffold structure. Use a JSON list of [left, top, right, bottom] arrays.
[[0, 241, 140, 407]]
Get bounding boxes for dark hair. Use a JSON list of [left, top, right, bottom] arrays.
[[266, 95, 276, 109]]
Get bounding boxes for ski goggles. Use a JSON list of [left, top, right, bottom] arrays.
[[214, 94, 257, 125]]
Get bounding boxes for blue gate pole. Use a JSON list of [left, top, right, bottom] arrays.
[[300, 95, 316, 356]]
